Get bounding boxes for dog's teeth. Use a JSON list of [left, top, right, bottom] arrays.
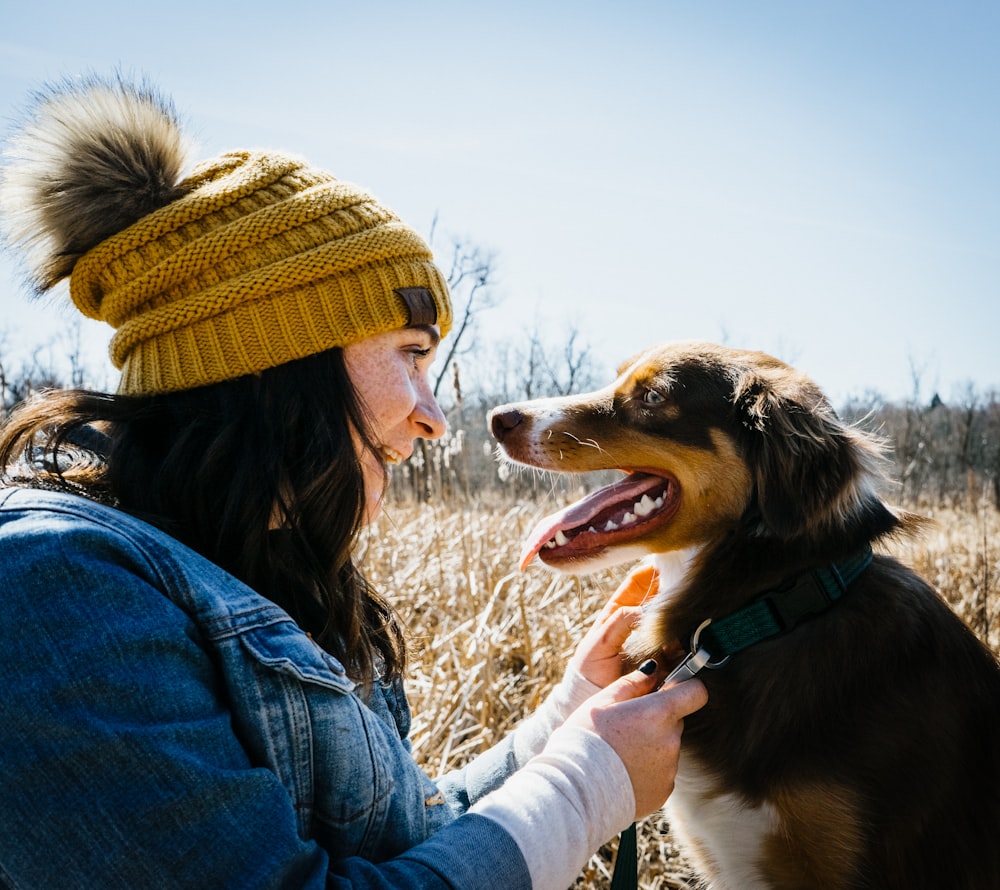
[[634, 494, 656, 517], [654, 496, 664, 508], [622, 512, 636, 526], [545, 540, 557, 549], [604, 520, 619, 532], [587, 526, 598, 534], [554, 530, 570, 546]]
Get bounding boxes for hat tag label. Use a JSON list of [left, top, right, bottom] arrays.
[[395, 287, 437, 326]]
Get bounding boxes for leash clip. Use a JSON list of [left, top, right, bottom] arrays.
[[664, 619, 730, 684]]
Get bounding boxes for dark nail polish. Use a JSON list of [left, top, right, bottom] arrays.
[[639, 659, 657, 675]]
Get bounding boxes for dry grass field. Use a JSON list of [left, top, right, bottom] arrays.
[[361, 493, 1000, 889]]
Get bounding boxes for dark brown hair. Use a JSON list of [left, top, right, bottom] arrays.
[[0, 348, 405, 686]]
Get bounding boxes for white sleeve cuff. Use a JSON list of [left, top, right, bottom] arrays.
[[472, 724, 634, 890]]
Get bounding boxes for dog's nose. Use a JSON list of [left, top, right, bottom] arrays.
[[489, 407, 525, 443]]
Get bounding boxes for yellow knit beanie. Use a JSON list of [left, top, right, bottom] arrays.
[[0, 76, 452, 395]]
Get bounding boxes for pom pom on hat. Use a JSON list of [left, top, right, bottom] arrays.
[[0, 74, 193, 293], [0, 75, 452, 395]]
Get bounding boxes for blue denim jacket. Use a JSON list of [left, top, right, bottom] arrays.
[[0, 487, 530, 889]]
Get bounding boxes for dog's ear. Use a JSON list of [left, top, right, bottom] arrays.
[[734, 365, 887, 539]]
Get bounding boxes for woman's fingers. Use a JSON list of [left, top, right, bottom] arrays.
[[569, 604, 646, 688], [569, 564, 661, 688], [591, 604, 644, 652], [566, 666, 709, 819]]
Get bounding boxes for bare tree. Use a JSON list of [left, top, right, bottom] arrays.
[[544, 327, 594, 396], [986, 390, 1000, 509], [404, 224, 500, 502], [520, 323, 599, 400], [429, 224, 499, 400]]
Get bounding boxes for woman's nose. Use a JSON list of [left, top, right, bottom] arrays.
[[413, 387, 447, 439]]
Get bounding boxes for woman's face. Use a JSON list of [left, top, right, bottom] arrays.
[[343, 325, 447, 523]]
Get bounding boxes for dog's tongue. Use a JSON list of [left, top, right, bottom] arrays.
[[518, 473, 664, 569]]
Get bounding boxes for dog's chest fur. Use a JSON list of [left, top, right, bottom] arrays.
[[668, 753, 774, 890], [648, 551, 775, 889]]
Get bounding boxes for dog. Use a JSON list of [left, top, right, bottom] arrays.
[[488, 340, 1000, 890]]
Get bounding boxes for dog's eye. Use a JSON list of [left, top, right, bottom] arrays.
[[642, 389, 666, 405]]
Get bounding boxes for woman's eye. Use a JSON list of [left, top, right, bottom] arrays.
[[408, 346, 433, 366], [642, 389, 666, 405]]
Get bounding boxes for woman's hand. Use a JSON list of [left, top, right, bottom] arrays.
[[568, 564, 660, 689], [565, 663, 708, 821]]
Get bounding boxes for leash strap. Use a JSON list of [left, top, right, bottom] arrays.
[[699, 546, 873, 658], [609, 822, 638, 890]]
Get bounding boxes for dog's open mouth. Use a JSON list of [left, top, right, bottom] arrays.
[[519, 472, 679, 569]]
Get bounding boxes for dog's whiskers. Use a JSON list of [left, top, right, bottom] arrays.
[[561, 431, 607, 454]]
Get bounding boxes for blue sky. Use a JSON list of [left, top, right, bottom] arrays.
[[1, 1, 997, 405]]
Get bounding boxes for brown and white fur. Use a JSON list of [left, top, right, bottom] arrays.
[[489, 340, 1000, 890]]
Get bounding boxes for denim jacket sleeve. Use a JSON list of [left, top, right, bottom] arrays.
[[0, 489, 530, 890]]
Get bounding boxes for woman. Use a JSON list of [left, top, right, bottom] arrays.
[[0, 76, 706, 889]]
